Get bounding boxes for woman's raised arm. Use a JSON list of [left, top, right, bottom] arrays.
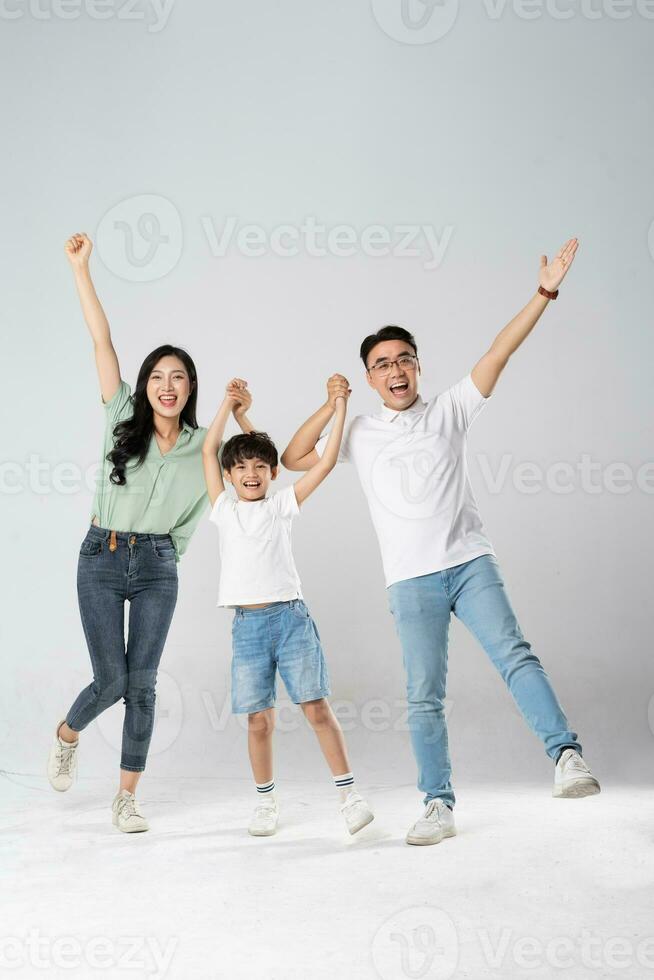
[[64, 232, 121, 403]]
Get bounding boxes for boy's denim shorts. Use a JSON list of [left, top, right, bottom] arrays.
[[231, 599, 331, 714]]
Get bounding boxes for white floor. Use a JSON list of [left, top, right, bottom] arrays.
[[1, 774, 652, 980]]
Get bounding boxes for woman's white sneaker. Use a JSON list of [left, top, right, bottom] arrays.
[[47, 720, 79, 792], [248, 799, 279, 836], [340, 791, 375, 835], [406, 798, 456, 846], [553, 749, 601, 798], [112, 790, 149, 833]]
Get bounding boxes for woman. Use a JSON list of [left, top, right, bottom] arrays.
[[48, 233, 251, 833]]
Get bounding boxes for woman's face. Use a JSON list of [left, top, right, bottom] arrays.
[[146, 355, 192, 420]]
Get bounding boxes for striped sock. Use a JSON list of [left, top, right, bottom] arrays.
[[256, 779, 275, 799], [334, 772, 354, 802]]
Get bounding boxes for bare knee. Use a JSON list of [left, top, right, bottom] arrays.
[[248, 708, 275, 738], [301, 698, 332, 730]]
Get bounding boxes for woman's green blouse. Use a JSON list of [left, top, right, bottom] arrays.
[[90, 380, 210, 561]]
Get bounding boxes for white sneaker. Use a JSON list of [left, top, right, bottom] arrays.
[[406, 798, 456, 846], [248, 798, 279, 836], [112, 790, 149, 833], [553, 749, 601, 799], [47, 720, 79, 792], [341, 791, 374, 835]]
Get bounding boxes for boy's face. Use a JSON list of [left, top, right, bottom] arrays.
[[224, 456, 278, 501], [364, 339, 421, 411]]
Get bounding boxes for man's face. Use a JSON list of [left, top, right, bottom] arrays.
[[224, 456, 277, 501], [364, 339, 421, 411]]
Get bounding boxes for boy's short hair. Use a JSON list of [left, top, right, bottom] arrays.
[[359, 325, 418, 368], [221, 431, 279, 472]]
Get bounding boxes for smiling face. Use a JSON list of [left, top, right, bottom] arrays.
[[146, 355, 192, 420], [224, 456, 278, 502], [364, 338, 421, 411]]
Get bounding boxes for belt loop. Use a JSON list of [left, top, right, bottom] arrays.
[[109, 530, 117, 552]]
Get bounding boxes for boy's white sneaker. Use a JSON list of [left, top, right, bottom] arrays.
[[248, 798, 279, 836], [406, 798, 456, 846], [340, 791, 374, 835], [47, 720, 79, 792], [553, 749, 601, 799], [112, 790, 149, 833]]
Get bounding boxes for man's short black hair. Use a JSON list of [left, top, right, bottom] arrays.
[[359, 325, 418, 368], [221, 431, 278, 472]]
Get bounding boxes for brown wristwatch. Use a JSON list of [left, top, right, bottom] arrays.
[[538, 285, 559, 300]]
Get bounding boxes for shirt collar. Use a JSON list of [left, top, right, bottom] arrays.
[[377, 394, 427, 423]]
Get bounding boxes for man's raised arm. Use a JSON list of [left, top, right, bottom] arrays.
[[471, 238, 579, 398], [281, 373, 350, 472]]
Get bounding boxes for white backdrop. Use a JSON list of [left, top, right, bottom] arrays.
[[2, 0, 652, 791]]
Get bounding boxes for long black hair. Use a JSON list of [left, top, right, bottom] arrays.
[[108, 345, 199, 486]]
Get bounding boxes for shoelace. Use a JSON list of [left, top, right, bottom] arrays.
[[565, 755, 590, 775], [57, 744, 76, 777], [341, 792, 363, 813], [422, 799, 444, 823], [253, 803, 276, 818], [117, 795, 142, 820]]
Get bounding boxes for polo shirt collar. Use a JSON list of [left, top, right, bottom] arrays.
[[378, 394, 427, 422]]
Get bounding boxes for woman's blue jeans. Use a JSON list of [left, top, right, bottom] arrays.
[[388, 554, 581, 809], [66, 525, 178, 772]]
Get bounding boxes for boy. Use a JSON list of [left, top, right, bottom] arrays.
[[202, 380, 374, 837]]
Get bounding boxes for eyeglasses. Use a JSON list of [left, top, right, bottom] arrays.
[[367, 354, 419, 378]]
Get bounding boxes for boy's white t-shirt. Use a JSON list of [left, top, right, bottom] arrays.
[[315, 374, 495, 588], [209, 484, 303, 607]]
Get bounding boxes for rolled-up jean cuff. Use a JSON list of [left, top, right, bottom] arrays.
[[120, 764, 145, 773]]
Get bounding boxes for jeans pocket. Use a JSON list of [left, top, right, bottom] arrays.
[[152, 539, 176, 561], [79, 538, 102, 558], [290, 600, 310, 620]]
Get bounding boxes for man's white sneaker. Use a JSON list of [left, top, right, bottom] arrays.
[[248, 798, 279, 836], [340, 791, 374, 835], [112, 790, 149, 833], [406, 798, 456, 846], [553, 749, 601, 799], [47, 720, 79, 792]]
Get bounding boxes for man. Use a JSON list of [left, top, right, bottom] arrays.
[[281, 238, 600, 846]]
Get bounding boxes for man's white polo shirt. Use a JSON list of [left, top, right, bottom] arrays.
[[315, 373, 495, 588]]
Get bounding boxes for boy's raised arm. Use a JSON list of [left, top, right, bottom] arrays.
[[203, 379, 252, 504], [230, 379, 257, 435], [281, 374, 350, 471], [292, 395, 347, 506]]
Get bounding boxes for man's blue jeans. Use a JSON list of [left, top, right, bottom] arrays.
[[387, 554, 581, 809]]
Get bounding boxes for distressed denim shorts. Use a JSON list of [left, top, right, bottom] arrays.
[[230, 599, 331, 714]]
